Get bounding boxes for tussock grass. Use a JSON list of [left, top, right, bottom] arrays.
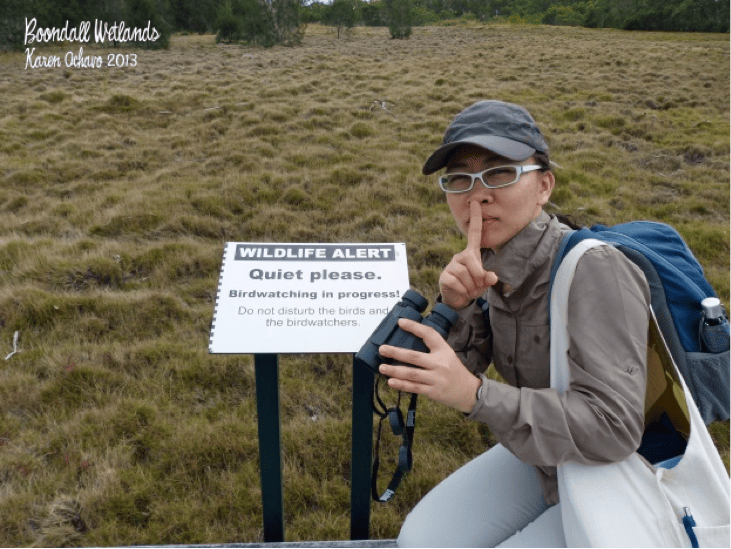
[[0, 23, 728, 545]]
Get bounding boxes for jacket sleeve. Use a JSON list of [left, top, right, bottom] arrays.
[[445, 298, 493, 377], [467, 246, 650, 466]]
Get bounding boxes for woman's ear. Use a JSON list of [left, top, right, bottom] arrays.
[[536, 170, 555, 207]]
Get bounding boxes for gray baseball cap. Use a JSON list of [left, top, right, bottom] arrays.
[[422, 100, 549, 175]]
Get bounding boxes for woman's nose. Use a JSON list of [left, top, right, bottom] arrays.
[[468, 184, 494, 204]]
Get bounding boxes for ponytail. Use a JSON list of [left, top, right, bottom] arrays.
[[554, 213, 583, 230]]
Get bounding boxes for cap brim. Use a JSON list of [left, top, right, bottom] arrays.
[[422, 136, 536, 175]]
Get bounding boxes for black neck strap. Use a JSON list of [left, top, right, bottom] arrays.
[[371, 377, 418, 503]]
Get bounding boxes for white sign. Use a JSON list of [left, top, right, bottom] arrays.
[[209, 243, 410, 354]]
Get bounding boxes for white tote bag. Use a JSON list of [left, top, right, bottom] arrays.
[[550, 239, 730, 548]]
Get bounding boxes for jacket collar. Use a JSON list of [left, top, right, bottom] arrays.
[[482, 211, 559, 294]]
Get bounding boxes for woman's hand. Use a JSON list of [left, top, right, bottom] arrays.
[[378, 318, 483, 414], [439, 201, 498, 310]]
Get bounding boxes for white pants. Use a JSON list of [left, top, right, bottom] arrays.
[[397, 445, 567, 548]]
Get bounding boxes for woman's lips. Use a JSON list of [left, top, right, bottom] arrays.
[[468, 217, 497, 228]]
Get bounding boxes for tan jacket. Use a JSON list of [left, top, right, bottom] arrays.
[[450, 212, 651, 504]]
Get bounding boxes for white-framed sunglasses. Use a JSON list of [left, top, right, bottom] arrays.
[[438, 164, 542, 193]]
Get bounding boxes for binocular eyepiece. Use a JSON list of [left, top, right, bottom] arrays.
[[355, 289, 459, 375]]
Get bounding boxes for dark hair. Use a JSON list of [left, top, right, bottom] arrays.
[[534, 152, 550, 171], [554, 213, 583, 230], [533, 154, 583, 229]]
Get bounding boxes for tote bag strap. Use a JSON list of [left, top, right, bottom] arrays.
[[549, 239, 608, 392]]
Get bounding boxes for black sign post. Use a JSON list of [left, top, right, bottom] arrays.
[[350, 360, 375, 540], [253, 353, 374, 543], [254, 354, 285, 542]]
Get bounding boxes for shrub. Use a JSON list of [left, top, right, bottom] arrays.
[[124, 0, 172, 49], [215, 0, 243, 42], [324, 0, 358, 39], [542, 6, 584, 27], [384, 0, 413, 39], [215, 0, 305, 48], [411, 6, 441, 26], [361, 0, 386, 26]]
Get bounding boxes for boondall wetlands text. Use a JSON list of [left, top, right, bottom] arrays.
[[24, 18, 161, 45], [23, 17, 160, 70]]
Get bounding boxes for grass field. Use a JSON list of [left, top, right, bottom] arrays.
[[0, 22, 729, 546]]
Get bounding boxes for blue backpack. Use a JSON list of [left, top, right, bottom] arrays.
[[549, 221, 730, 425]]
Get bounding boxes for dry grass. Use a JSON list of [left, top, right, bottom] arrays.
[[0, 22, 728, 545]]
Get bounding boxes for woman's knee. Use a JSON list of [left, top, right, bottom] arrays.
[[396, 511, 425, 547], [396, 445, 549, 547]]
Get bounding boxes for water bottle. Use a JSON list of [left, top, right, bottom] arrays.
[[700, 297, 730, 353]]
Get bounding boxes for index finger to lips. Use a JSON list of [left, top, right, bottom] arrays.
[[467, 201, 483, 253]]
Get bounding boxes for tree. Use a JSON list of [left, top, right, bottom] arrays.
[[361, 0, 386, 26], [467, 0, 493, 21], [238, 0, 277, 47], [583, 0, 611, 28], [214, 0, 305, 47], [271, 0, 306, 45], [542, 4, 585, 26], [325, 0, 358, 39], [172, 0, 218, 33], [96, 0, 128, 24], [301, 1, 328, 23], [124, 0, 173, 49], [0, 0, 28, 49], [215, 0, 243, 41], [384, 0, 414, 39], [669, 0, 729, 32]]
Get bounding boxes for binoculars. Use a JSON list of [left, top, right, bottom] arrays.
[[355, 289, 460, 375]]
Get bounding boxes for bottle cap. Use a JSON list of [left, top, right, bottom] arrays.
[[701, 297, 724, 319]]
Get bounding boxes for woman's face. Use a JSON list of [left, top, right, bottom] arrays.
[[444, 144, 555, 250]]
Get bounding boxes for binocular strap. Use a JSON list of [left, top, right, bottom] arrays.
[[371, 376, 418, 503]]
